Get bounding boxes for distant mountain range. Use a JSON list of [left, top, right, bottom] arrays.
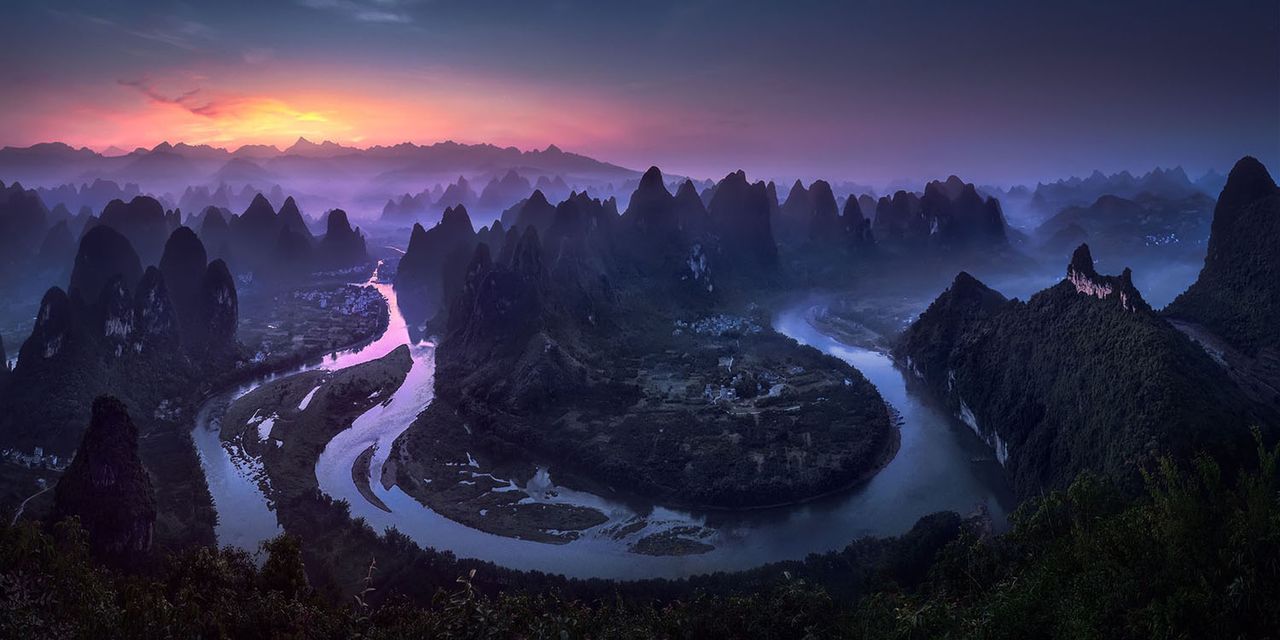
[[1027, 166, 1221, 215], [0, 139, 643, 221]]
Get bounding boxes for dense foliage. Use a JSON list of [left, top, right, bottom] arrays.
[[3, 439, 1276, 638], [1165, 157, 1280, 356], [898, 268, 1259, 499], [855, 431, 1280, 639]]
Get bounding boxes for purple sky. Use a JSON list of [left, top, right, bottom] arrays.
[[1, 0, 1277, 184]]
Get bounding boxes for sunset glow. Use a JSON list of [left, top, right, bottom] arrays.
[[1, 0, 1277, 182]]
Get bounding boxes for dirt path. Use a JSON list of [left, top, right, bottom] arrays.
[[10, 485, 51, 525]]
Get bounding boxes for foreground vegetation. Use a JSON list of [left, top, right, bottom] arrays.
[[3, 435, 1276, 639]]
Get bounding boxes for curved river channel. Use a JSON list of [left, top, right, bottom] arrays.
[[193, 271, 1014, 579]]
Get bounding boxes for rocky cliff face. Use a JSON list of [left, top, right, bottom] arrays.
[[54, 395, 156, 562], [1165, 156, 1280, 355], [2, 224, 234, 455], [68, 225, 143, 305], [896, 252, 1256, 498], [199, 259, 238, 363], [1065, 244, 1149, 313], [97, 276, 135, 357], [133, 267, 181, 352], [23, 287, 76, 362]]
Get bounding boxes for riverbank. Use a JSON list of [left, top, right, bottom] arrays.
[[201, 289, 1013, 581], [219, 347, 412, 503]]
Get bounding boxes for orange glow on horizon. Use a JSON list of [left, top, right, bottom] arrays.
[[35, 68, 654, 158]]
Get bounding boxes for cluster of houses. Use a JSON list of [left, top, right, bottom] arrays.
[[1, 446, 68, 471]]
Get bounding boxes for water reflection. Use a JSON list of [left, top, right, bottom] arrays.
[[194, 279, 1015, 579]]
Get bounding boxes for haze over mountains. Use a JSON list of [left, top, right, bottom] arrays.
[[2, 138, 1238, 232], [1, 145, 1278, 637], [1, 0, 1277, 632], [0, 139, 641, 226]]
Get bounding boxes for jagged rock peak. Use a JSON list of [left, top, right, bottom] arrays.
[[325, 208, 353, 234], [54, 395, 156, 559], [675, 179, 701, 201], [242, 193, 276, 223], [842, 193, 864, 222], [810, 180, 836, 206], [408, 221, 428, 247], [279, 195, 302, 218], [527, 189, 551, 208], [1065, 244, 1147, 312], [950, 271, 994, 297], [278, 196, 311, 237], [1217, 156, 1277, 218], [440, 204, 474, 232], [1068, 243, 1098, 277], [199, 206, 228, 232], [639, 166, 667, 191]]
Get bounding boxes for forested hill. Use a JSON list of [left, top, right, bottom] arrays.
[[896, 243, 1261, 498], [1165, 156, 1280, 356]]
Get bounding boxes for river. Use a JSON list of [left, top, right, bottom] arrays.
[[193, 275, 1014, 579]]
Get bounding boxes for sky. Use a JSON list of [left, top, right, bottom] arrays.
[[0, 0, 1277, 185]]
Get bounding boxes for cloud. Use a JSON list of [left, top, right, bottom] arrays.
[[47, 8, 217, 51], [118, 79, 207, 113], [117, 79, 254, 120], [242, 48, 275, 65], [297, 0, 417, 24]]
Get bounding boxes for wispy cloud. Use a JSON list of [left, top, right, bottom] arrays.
[[115, 78, 348, 144], [297, 0, 417, 24], [118, 78, 208, 114], [47, 8, 217, 52]]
